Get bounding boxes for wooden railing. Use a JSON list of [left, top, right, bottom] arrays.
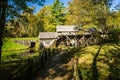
[[1, 48, 61, 80], [73, 57, 80, 80]]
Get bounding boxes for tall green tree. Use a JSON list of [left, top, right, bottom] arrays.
[[65, 0, 97, 31], [51, 0, 65, 25], [50, 0, 66, 29], [91, 0, 110, 33], [5, 7, 36, 37], [107, 11, 120, 26], [36, 6, 51, 32], [65, 0, 113, 30], [0, 0, 8, 63], [0, 0, 45, 63], [36, 0, 66, 32]]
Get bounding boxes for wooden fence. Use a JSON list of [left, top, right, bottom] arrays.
[[73, 57, 80, 80], [1, 48, 61, 80]]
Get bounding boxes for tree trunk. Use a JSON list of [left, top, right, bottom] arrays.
[[0, 0, 8, 63]]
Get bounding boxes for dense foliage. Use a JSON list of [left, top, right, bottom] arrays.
[[1, 0, 120, 79], [4, 0, 120, 38], [0, 0, 45, 64]]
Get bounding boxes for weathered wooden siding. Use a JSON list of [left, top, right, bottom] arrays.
[[40, 39, 56, 48]]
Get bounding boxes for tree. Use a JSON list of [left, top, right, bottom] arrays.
[[107, 11, 120, 26], [50, 0, 66, 31], [23, 8, 38, 37], [91, 0, 115, 31], [0, 0, 45, 63], [65, 0, 114, 28], [36, 6, 51, 32], [65, 0, 82, 25], [36, 0, 66, 32], [5, 7, 35, 37], [65, 0, 96, 30], [0, 0, 8, 63], [107, 11, 120, 43]]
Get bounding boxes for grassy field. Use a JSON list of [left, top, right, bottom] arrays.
[[2, 37, 120, 79], [11, 37, 38, 40], [2, 39, 27, 51], [73, 44, 120, 80], [2, 38, 39, 60], [2, 38, 38, 51]]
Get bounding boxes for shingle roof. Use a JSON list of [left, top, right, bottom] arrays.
[[38, 32, 58, 39], [56, 25, 79, 32]]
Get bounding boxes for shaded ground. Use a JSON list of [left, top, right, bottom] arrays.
[[77, 44, 120, 80], [35, 51, 73, 80]]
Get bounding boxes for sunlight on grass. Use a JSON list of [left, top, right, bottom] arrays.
[[11, 37, 38, 40], [2, 38, 40, 60], [2, 38, 38, 51], [76, 44, 120, 80], [2, 39, 27, 51]]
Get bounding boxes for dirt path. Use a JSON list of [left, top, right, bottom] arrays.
[[35, 51, 73, 80]]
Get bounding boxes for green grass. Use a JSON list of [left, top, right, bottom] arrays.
[[2, 38, 39, 59], [2, 39, 27, 51], [11, 37, 38, 40], [2, 37, 38, 51], [2, 50, 26, 60], [74, 44, 120, 80]]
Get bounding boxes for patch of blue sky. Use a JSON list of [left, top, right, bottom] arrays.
[[110, 0, 120, 11], [28, 0, 120, 13], [27, 0, 69, 13]]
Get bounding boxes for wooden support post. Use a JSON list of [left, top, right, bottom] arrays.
[[28, 59, 33, 80], [48, 48, 51, 57], [73, 57, 80, 80], [29, 41, 36, 52], [53, 48, 55, 55], [44, 49, 47, 59], [41, 50, 44, 66]]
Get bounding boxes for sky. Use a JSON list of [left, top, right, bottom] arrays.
[[29, 0, 120, 13], [33, 0, 69, 13], [44, 0, 68, 6], [110, 0, 120, 11]]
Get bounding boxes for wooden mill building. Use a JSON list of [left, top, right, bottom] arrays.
[[38, 25, 99, 48], [38, 25, 79, 48]]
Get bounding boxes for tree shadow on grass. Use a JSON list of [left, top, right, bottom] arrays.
[[106, 46, 120, 80], [61, 48, 85, 64], [96, 44, 120, 80], [91, 45, 103, 80], [1, 50, 39, 80]]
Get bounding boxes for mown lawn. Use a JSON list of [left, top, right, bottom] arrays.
[[2, 39, 27, 51], [74, 44, 120, 80], [2, 38, 39, 60], [2, 38, 38, 51]]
